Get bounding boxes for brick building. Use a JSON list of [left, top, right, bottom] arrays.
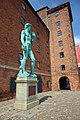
[[0, 0, 51, 96], [0, 0, 80, 98], [37, 2, 80, 90]]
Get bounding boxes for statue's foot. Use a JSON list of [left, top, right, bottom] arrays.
[[23, 71, 29, 77], [17, 70, 23, 77], [29, 73, 37, 78]]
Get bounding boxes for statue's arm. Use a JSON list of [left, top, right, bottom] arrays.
[[21, 30, 25, 46], [31, 32, 36, 44]]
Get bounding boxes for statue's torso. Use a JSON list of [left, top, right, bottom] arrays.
[[24, 30, 32, 50], [24, 31, 31, 44]]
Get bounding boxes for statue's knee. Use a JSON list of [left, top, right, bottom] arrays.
[[32, 58, 35, 63], [21, 58, 26, 63]]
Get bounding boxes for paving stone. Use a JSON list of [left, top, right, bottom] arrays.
[[0, 91, 80, 120]]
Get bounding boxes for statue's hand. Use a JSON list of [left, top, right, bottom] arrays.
[[22, 45, 26, 51], [31, 32, 36, 44], [31, 32, 36, 40]]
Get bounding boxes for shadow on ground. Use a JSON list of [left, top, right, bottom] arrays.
[[39, 96, 52, 104]]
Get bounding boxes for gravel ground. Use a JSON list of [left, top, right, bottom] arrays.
[[0, 91, 80, 120]]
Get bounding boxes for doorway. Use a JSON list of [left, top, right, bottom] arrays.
[[59, 76, 71, 90], [37, 75, 42, 93], [10, 77, 16, 93]]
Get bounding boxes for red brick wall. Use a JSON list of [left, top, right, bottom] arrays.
[[0, 0, 51, 95], [37, 2, 80, 90]]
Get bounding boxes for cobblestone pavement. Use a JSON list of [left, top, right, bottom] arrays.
[[0, 91, 80, 120]]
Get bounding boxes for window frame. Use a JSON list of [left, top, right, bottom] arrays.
[[47, 65, 51, 72], [18, 53, 23, 63], [57, 31, 62, 36], [36, 61, 40, 69], [56, 21, 60, 26], [37, 32, 39, 40], [59, 52, 64, 58], [58, 41, 63, 47], [21, 16, 25, 25], [37, 19, 39, 27], [22, 2, 26, 11], [36, 45, 40, 52], [47, 80, 51, 89], [55, 12, 60, 17], [60, 65, 65, 71]]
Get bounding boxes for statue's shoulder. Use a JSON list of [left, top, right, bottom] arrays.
[[24, 30, 29, 36]]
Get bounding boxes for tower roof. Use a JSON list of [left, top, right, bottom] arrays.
[[36, 6, 49, 12], [47, 2, 73, 22]]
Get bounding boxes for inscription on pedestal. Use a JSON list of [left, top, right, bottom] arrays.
[[29, 86, 36, 96]]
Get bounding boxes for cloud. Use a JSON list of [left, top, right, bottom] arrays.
[[74, 36, 80, 45]]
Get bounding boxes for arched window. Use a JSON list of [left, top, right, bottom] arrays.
[[36, 61, 40, 69], [36, 45, 40, 52], [47, 80, 51, 89], [58, 31, 62, 36], [22, 2, 26, 11], [55, 12, 60, 17], [18, 53, 23, 63], [56, 21, 60, 26], [58, 41, 63, 46], [21, 16, 25, 25]]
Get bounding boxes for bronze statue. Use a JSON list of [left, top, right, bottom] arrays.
[[18, 23, 37, 78]]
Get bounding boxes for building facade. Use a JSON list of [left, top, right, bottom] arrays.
[[0, 0, 80, 97], [0, 0, 51, 96], [37, 2, 80, 90]]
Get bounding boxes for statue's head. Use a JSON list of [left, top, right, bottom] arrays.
[[24, 23, 32, 31]]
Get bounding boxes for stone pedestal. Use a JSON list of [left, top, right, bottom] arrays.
[[14, 77, 39, 110]]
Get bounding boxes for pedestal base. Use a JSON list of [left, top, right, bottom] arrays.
[[14, 77, 39, 110]]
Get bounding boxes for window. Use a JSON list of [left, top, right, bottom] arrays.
[[55, 12, 60, 17], [22, 2, 26, 11], [21, 17, 25, 25], [58, 31, 62, 36], [48, 66, 51, 72], [47, 80, 51, 89], [36, 61, 40, 69], [60, 52, 64, 58], [37, 32, 39, 40], [37, 20, 39, 26], [61, 65, 65, 71], [46, 40, 49, 46], [56, 21, 60, 26], [46, 43, 49, 47], [47, 52, 49, 58], [36, 45, 40, 52], [18, 53, 23, 63], [58, 41, 63, 46]]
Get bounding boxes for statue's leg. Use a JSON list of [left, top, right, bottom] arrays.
[[29, 50, 37, 77], [18, 57, 26, 77], [23, 51, 29, 76], [18, 51, 29, 77]]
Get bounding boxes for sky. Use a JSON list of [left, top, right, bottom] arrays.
[[28, 0, 80, 45]]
